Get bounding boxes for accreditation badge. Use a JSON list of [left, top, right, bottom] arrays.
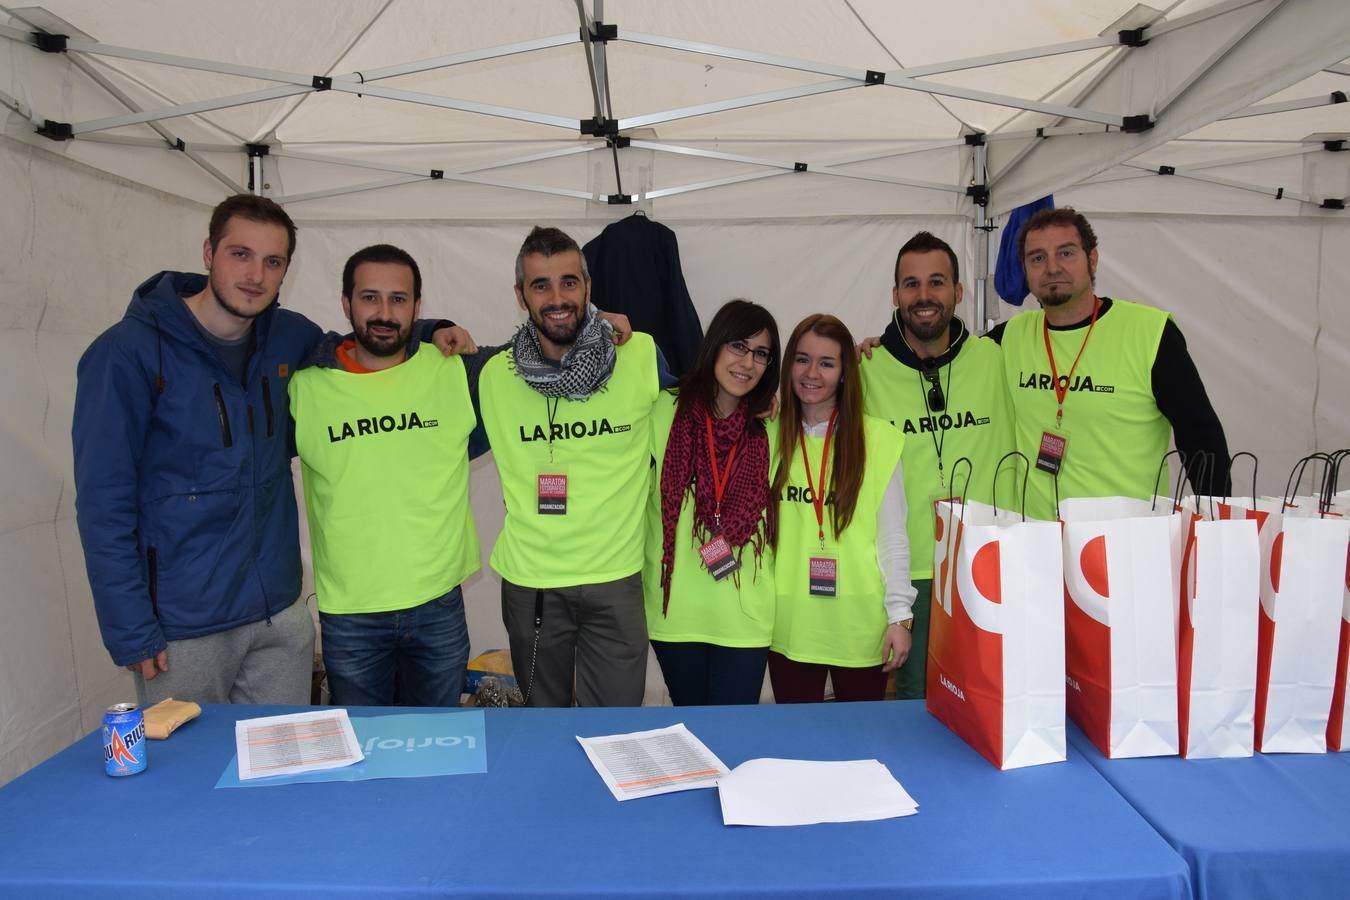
[[537, 472, 568, 515], [808, 556, 838, 597], [1035, 429, 1068, 476], [698, 534, 740, 582]]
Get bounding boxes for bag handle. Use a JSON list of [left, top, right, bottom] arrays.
[[1151, 449, 1187, 512], [1323, 448, 1349, 514], [1228, 451, 1258, 509], [938, 457, 976, 591], [1188, 452, 1214, 519], [993, 451, 1031, 523], [1283, 452, 1332, 517], [949, 456, 974, 523]]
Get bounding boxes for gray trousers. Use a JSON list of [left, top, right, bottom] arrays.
[[134, 598, 315, 706], [501, 573, 647, 708]]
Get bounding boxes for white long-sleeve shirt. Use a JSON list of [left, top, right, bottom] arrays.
[[801, 419, 916, 624]]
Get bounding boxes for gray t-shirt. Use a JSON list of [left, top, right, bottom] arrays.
[[189, 313, 253, 384]]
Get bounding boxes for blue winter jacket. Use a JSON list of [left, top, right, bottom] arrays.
[[73, 272, 321, 666]]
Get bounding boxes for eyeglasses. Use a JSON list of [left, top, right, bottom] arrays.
[[922, 368, 946, 412], [725, 340, 772, 367]]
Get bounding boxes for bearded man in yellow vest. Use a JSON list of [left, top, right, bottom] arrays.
[[859, 231, 1016, 700], [990, 208, 1230, 520], [290, 245, 483, 707], [480, 227, 660, 707]]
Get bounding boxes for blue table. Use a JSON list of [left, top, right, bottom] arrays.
[[1068, 725, 1350, 899], [0, 701, 1189, 898]]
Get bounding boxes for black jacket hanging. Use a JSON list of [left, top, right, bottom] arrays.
[[583, 213, 704, 378]]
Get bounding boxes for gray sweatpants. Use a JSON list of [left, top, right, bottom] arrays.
[[501, 573, 647, 708], [134, 598, 315, 706]]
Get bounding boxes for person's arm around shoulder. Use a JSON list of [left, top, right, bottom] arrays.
[[462, 343, 510, 460], [72, 329, 169, 679], [1152, 319, 1232, 496], [424, 312, 634, 360], [878, 455, 917, 672]]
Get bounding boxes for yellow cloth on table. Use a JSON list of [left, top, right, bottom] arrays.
[[142, 698, 201, 739]]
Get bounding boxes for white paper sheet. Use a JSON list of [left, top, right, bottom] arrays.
[[577, 723, 730, 801], [717, 758, 918, 826], [234, 709, 364, 781]]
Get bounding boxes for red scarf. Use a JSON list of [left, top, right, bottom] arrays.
[[659, 396, 772, 614]]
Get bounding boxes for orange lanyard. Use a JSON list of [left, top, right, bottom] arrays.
[[1042, 297, 1100, 427], [703, 413, 741, 530], [798, 408, 839, 547]]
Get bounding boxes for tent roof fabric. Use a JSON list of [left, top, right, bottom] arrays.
[[2, 1, 1347, 219]]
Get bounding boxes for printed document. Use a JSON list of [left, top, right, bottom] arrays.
[[578, 723, 729, 801], [718, 758, 918, 826], [235, 709, 363, 781]]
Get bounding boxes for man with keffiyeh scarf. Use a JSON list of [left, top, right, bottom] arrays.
[[479, 226, 663, 707]]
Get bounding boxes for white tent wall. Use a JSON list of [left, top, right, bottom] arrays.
[[5, 121, 1349, 784], [3, 0, 1350, 786], [0, 129, 975, 785], [0, 135, 201, 785]]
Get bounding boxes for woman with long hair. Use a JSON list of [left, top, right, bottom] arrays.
[[643, 299, 781, 705], [770, 313, 914, 702]]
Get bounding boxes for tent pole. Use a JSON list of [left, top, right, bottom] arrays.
[[971, 141, 991, 334], [628, 140, 964, 194], [1222, 92, 1348, 120], [249, 149, 265, 196]]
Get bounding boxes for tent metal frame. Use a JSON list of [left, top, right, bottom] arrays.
[[2, 1, 1344, 217], [3, 10, 1160, 204]]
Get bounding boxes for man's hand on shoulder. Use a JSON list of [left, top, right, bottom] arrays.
[[432, 324, 478, 356], [857, 335, 882, 360], [600, 311, 632, 345], [128, 650, 169, 681], [756, 393, 780, 421]]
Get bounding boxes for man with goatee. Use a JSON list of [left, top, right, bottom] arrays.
[[859, 231, 1015, 699], [989, 207, 1229, 521]]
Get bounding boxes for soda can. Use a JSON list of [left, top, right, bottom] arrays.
[[103, 703, 147, 776]]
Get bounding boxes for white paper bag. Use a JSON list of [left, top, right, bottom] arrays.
[[1176, 498, 1260, 758], [1059, 496, 1185, 758], [1227, 497, 1349, 753], [929, 499, 1066, 769]]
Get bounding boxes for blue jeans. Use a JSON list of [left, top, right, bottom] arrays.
[[319, 586, 469, 707], [651, 641, 768, 706]]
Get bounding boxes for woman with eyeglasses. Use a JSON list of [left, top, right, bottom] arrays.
[[643, 299, 782, 705], [770, 314, 915, 702]]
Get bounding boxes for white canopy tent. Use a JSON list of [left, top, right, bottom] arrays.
[[1, 0, 1347, 784]]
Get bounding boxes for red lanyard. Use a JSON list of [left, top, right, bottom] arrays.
[[704, 413, 741, 529], [1042, 297, 1100, 427], [798, 408, 839, 547]]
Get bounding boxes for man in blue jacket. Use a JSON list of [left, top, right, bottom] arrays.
[[74, 195, 316, 705], [71, 195, 474, 706]]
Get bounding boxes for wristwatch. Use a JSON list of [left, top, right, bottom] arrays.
[[898, 618, 913, 631]]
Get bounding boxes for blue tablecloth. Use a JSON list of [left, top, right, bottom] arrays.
[[1067, 725, 1350, 900], [0, 701, 1189, 898]]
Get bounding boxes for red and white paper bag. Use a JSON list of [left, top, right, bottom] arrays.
[[1176, 500, 1260, 758], [1060, 497, 1185, 758], [928, 500, 1065, 770], [1227, 498, 1348, 753]]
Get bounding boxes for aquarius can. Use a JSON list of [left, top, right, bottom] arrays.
[[103, 703, 147, 776]]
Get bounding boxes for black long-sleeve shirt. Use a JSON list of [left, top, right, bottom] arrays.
[[988, 297, 1232, 497]]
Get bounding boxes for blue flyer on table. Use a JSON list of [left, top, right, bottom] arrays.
[[215, 709, 487, 788]]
